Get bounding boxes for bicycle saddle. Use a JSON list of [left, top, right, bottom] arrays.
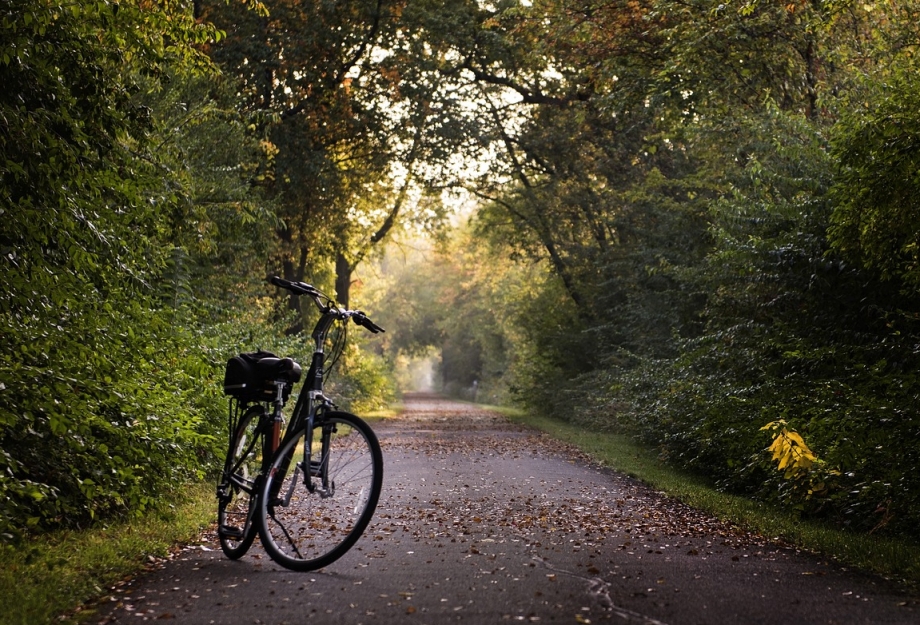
[[254, 356, 303, 384]]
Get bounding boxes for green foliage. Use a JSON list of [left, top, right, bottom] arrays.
[[559, 103, 920, 534], [135, 67, 277, 314], [200, 0, 466, 312], [6, 0, 920, 557], [0, 1, 267, 538], [829, 63, 920, 287], [328, 343, 397, 414], [369, 229, 557, 405], [0, 306, 226, 535]]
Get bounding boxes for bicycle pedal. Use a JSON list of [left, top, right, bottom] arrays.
[[218, 524, 245, 539]]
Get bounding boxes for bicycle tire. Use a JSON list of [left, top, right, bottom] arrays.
[[217, 404, 264, 559], [257, 411, 383, 571]]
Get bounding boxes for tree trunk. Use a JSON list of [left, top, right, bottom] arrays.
[[335, 252, 352, 308]]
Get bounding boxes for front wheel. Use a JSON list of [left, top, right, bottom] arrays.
[[257, 411, 383, 571]]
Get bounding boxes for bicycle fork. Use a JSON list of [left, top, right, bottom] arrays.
[[304, 416, 335, 498], [273, 416, 335, 509]]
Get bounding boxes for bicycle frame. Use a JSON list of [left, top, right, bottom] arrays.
[[218, 320, 341, 544], [267, 281, 378, 499], [217, 378, 289, 532]]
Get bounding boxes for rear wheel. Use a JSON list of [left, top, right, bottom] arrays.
[[217, 405, 264, 559], [257, 411, 383, 571]]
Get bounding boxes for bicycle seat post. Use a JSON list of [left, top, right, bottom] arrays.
[[270, 380, 285, 453]]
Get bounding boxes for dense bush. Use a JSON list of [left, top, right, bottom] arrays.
[[0, 316, 227, 535], [0, 1, 250, 538], [328, 343, 397, 414], [518, 88, 920, 535]]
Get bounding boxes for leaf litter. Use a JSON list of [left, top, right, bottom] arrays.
[[91, 394, 918, 624]]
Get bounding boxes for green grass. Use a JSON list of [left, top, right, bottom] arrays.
[[0, 482, 215, 625], [505, 409, 920, 589]]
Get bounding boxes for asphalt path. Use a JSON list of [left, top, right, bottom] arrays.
[[94, 394, 918, 625]]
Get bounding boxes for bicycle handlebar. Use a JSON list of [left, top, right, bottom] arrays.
[[269, 276, 385, 334]]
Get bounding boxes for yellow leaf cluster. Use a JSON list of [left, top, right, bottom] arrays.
[[762, 421, 817, 479]]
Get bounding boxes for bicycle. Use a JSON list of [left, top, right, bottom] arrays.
[[216, 276, 385, 571]]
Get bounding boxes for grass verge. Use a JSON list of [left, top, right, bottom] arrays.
[[504, 408, 920, 589], [0, 482, 215, 625], [362, 403, 402, 421]]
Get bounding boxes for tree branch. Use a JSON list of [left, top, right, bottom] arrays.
[[459, 58, 592, 107]]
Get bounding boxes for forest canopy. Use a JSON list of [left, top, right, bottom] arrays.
[[2, 0, 919, 538]]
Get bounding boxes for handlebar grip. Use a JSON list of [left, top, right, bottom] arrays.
[[270, 276, 290, 288]]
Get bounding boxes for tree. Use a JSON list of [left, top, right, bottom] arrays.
[[414, 0, 711, 368], [371, 226, 556, 404], [199, 0, 480, 319], [365, 0, 920, 534], [135, 68, 276, 311]]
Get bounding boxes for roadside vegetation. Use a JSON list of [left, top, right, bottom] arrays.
[[509, 409, 920, 588], [371, 0, 920, 545]]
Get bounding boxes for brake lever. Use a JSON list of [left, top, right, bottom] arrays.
[[352, 312, 385, 334]]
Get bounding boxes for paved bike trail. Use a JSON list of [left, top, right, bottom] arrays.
[[93, 394, 918, 624]]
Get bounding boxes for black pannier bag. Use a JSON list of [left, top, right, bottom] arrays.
[[223, 350, 281, 402]]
